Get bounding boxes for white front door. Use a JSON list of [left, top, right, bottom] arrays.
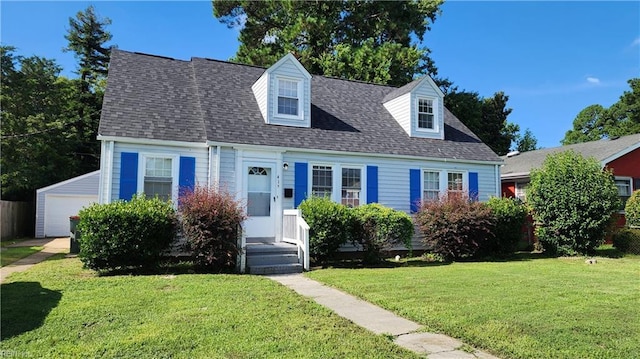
[[244, 163, 277, 238]]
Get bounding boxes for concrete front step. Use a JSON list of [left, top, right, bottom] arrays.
[[247, 253, 299, 266], [249, 263, 303, 275], [245, 242, 298, 255]]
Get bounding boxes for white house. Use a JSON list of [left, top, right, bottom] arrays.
[[97, 50, 502, 273]]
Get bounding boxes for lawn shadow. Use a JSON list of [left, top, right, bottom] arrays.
[[593, 246, 625, 259], [1, 282, 62, 340], [317, 258, 453, 269]]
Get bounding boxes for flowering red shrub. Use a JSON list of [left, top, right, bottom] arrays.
[[179, 186, 247, 271]]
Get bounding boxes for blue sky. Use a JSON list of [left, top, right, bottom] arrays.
[[2, 1, 638, 148]]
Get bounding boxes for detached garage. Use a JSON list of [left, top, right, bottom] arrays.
[[35, 170, 100, 238]]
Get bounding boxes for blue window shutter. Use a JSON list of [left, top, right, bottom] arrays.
[[469, 172, 479, 201], [366, 165, 378, 203], [409, 169, 421, 213], [119, 152, 138, 200], [294, 162, 308, 208], [179, 156, 196, 196]]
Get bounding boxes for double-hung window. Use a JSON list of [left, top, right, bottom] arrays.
[[143, 157, 173, 201], [515, 182, 529, 201], [615, 177, 633, 210], [312, 165, 333, 198], [418, 98, 435, 130], [341, 167, 361, 207], [423, 170, 440, 201], [448, 172, 464, 194], [277, 79, 299, 116]]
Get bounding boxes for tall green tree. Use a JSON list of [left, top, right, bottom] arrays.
[[443, 88, 522, 155], [64, 5, 114, 174], [1, 47, 79, 201], [515, 128, 538, 152], [562, 78, 640, 145], [213, 0, 443, 86]]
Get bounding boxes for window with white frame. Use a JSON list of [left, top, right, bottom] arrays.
[[447, 172, 464, 194], [615, 177, 632, 209], [312, 165, 333, 198], [423, 170, 440, 201], [418, 98, 435, 130], [143, 157, 173, 201], [341, 167, 361, 207], [515, 182, 529, 201], [277, 78, 299, 116]]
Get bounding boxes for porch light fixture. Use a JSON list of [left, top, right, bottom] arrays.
[[283, 162, 289, 171]]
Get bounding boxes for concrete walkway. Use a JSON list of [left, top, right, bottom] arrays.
[[269, 274, 499, 359], [1, 237, 69, 283]]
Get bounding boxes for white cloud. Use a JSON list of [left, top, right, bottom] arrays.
[[586, 77, 600, 84]]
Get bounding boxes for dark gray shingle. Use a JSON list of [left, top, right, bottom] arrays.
[[100, 50, 500, 162]]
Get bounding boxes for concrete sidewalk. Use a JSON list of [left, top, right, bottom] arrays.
[[269, 274, 499, 359], [1, 237, 69, 283]]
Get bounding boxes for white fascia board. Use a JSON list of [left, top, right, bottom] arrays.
[[36, 170, 101, 194], [206, 140, 503, 166], [600, 141, 640, 167], [500, 172, 531, 181], [97, 135, 209, 148]]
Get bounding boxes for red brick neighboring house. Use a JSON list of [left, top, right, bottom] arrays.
[[501, 134, 640, 245]]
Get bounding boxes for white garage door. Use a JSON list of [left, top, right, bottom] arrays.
[[44, 195, 98, 237]]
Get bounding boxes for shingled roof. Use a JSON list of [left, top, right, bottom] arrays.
[[501, 133, 640, 179], [99, 50, 500, 162]]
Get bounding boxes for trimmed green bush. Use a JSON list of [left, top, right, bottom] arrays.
[[351, 203, 414, 263], [299, 196, 352, 262], [625, 190, 640, 227], [528, 151, 620, 256], [415, 194, 494, 261], [77, 195, 177, 271], [179, 186, 246, 271], [485, 196, 528, 256], [612, 228, 640, 254]]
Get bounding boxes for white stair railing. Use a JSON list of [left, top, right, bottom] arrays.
[[282, 209, 310, 270]]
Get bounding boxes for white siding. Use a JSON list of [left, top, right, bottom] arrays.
[[35, 171, 100, 238], [108, 142, 208, 203], [383, 93, 411, 135], [267, 59, 311, 128], [251, 72, 268, 122]]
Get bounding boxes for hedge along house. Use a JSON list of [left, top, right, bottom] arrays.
[[501, 134, 640, 228], [97, 50, 502, 274]]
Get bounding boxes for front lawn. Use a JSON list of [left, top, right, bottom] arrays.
[[0, 256, 417, 359], [307, 253, 640, 359], [1, 246, 43, 267]]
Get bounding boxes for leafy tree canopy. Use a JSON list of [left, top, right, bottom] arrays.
[[562, 78, 640, 145], [213, 0, 443, 86]]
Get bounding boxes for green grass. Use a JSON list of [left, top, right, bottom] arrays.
[[0, 246, 43, 267], [306, 253, 640, 359], [0, 256, 418, 359]]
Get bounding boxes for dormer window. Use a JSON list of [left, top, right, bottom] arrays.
[[277, 78, 300, 117], [418, 98, 435, 130]]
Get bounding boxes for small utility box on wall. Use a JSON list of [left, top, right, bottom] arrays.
[[284, 188, 293, 198]]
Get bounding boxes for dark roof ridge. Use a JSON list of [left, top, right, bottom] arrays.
[[129, 50, 185, 62]]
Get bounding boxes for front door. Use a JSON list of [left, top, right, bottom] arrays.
[[244, 163, 277, 238]]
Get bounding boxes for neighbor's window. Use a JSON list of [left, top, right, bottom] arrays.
[[277, 79, 299, 116], [418, 98, 435, 130], [515, 182, 529, 201], [447, 172, 464, 194], [144, 157, 173, 201], [615, 177, 632, 209], [423, 170, 440, 201], [312, 165, 333, 198], [341, 167, 361, 207]]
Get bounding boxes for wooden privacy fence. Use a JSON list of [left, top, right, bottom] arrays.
[[1, 200, 34, 240]]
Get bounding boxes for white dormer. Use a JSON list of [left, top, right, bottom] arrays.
[[252, 53, 312, 128], [383, 76, 445, 140]]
